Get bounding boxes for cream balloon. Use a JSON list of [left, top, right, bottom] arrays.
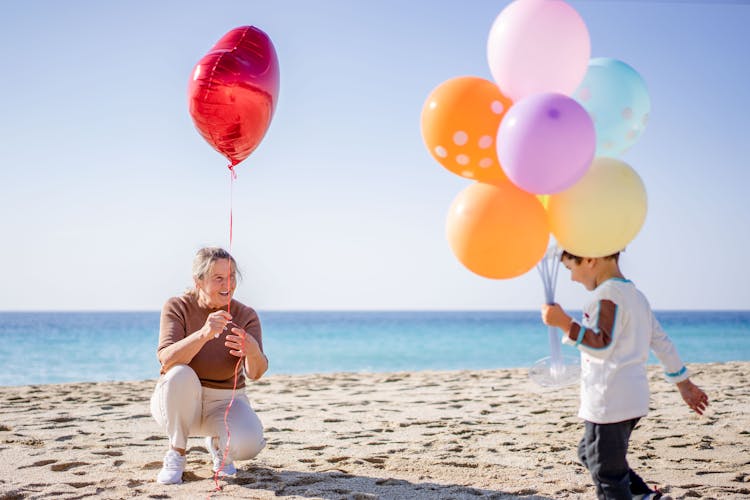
[[548, 158, 647, 257]]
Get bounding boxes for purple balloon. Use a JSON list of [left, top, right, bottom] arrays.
[[497, 93, 595, 194]]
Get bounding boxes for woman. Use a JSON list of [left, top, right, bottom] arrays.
[[150, 247, 268, 484]]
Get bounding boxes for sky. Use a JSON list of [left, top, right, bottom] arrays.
[[1, 0, 749, 312]]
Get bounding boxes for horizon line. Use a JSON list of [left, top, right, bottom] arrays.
[[1, 308, 748, 314]]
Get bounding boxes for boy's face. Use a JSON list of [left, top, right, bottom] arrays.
[[562, 256, 597, 291]]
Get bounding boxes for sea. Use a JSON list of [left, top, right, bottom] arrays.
[[0, 311, 748, 387]]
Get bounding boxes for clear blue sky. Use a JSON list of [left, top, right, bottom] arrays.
[[1, 1, 748, 311]]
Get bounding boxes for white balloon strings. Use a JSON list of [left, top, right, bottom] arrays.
[[537, 245, 563, 367]]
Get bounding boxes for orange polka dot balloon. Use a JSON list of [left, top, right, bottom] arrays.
[[421, 76, 513, 184]]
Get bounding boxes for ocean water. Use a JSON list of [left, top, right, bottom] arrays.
[[0, 311, 748, 386]]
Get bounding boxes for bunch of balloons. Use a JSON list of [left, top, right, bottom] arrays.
[[188, 26, 280, 171], [422, 0, 650, 279]]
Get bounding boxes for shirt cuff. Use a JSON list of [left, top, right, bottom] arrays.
[[561, 321, 582, 346], [664, 365, 690, 384]]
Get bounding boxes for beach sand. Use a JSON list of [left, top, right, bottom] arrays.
[[1, 361, 748, 499]]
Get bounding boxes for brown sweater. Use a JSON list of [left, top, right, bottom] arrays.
[[157, 293, 263, 389]]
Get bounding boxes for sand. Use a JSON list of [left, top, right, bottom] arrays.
[[1, 361, 748, 499]]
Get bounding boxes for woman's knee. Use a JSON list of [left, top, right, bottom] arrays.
[[162, 364, 201, 389], [152, 365, 202, 427], [228, 409, 265, 460], [231, 431, 266, 461]]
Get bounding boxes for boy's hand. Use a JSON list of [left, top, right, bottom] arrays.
[[541, 303, 573, 331], [677, 379, 709, 415]]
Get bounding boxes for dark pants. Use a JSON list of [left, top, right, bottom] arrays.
[[578, 418, 652, 500]]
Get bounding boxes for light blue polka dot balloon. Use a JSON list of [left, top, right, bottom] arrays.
[[573, 58, 651, 157]]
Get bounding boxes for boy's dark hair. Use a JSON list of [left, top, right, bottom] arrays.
[[561, 250, 620, 264]]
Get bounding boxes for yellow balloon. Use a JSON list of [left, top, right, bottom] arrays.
[[548, 157, 647, 257], [537, 194, 549, 210], [446, 182, 549, 279]]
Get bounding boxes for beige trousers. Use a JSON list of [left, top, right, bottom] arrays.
[[150, 364, 265, 461]]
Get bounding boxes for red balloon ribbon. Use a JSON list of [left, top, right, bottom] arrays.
[[189, 26, 278, 494], [188, 26, 280, 169]]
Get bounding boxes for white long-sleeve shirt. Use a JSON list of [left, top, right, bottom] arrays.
[[561, 278, 689, 424]]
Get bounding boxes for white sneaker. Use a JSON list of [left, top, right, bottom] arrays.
[[156, 449, 186, 484], [205, 436, 237, 476]]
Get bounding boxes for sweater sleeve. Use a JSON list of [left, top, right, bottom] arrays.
[[242, 308, 263, 352], [157, 297, 187, 355], [561, 299, 617, 359], [649, 313, 689, 383]]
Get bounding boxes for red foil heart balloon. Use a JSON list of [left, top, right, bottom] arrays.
[[188, 26, 280, 169]]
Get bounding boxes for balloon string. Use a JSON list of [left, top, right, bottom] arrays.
[[228, 164, 237, 250], [212, 166, 243, 493], [212, 355, 243, 491], [537, 245, 563, 366], [229, 176, 233, 253]]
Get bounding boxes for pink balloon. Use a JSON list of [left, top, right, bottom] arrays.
[[497, 93, 595, 195], [487, 0, 590, 101]]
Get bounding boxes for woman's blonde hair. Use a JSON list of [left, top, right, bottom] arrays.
[[191, 247, 242, 283]]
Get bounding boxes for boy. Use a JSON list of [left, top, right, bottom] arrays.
[[542, 251, 708, 500]]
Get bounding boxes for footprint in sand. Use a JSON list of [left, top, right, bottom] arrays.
[[181, 471, 203, 482], [19, 459, 57, 469], [93, 450, 123, 457], [668, 441, 691, 448], [5, 437, 44, 447], [362, 457, 387, 469], [5, 396, 29, 403], [287, 476, 324, 486], [376, 478, 408, 486], [301, 445, 327, 451], [440, 461, 479, 468], [234, 476, 258, 485], [65, 482, 95, 489], [50, 461, 89, 472], [49, 417, 75, 423]]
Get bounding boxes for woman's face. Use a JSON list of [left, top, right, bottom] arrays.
[[195, 258, 236, 309]]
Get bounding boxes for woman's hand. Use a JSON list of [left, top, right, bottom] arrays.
[[226, 326, 268, 380], [225, 327, 260, 358], [204, 310, 232, 339]]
